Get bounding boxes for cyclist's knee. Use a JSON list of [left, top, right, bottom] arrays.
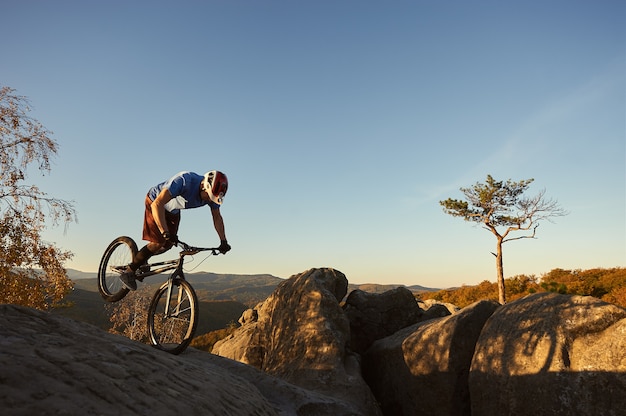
[[152, 243, 173, 255], [147, 241, 172, 255]]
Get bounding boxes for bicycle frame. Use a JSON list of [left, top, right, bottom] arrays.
[[137, 258, 179, 279], [139, 243, 218, 317], [137, 243, 219, 280]]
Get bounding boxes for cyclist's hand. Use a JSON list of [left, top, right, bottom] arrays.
[[162, 231, 178, 246], [218, 240, 231, 254]]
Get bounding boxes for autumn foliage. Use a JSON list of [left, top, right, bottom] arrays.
[[419, 267, 626, 309], [0, 86, 76, 310]]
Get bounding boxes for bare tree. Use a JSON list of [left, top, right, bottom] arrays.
[[0, 86, 77, 309], [440, 175, 567, 304], [107, 286, 152, 342]]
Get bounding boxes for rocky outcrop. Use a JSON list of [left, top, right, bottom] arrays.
[[3, 268, 625, 416], [470, 292, 626, 416], [342, 287, 423, 354], [211, 271, 626, 416], [213, 268, 381, 416], [362, 299, 500, 416]]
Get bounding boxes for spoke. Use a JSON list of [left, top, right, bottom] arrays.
[[168, 307, 192, 317]]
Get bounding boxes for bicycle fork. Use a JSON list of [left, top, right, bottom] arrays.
[[164, 273, 184, 317]]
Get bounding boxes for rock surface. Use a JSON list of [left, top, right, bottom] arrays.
[[3, 269, 626, 416], [470, 292, 626, 416], [0, 304, 371, 416], [343, 286, 423, 354], [213, 268, 381, 416], [363, 299, 500, 416]]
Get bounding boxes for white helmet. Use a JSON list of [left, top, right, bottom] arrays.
[[203, 171, 228, 205]]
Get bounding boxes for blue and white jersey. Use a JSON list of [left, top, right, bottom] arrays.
[[148, 171, 219, 214]]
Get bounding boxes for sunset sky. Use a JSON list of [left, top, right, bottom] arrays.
[[2, 0, 624, 288]]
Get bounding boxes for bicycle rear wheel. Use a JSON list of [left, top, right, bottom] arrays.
[[98, 236, 137, 302], [147, 278, 198, 355]]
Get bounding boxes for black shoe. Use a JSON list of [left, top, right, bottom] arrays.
[[135, 264, 150, 282], [119, 270, 137, 291]]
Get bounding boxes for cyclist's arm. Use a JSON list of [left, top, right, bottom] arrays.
[[211, 206, 227, 241], [152, 188, 173, 235]]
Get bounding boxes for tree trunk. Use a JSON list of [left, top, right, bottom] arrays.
[[496, 238, 506, 304]]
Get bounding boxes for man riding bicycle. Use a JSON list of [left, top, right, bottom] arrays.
[[120, 170, 231, 291]]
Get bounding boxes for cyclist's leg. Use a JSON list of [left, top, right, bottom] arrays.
[[120, 196, 157, 289], [134, 245, 158, 267], [121, 242, 158, 288], [130, 196, 180, 271]]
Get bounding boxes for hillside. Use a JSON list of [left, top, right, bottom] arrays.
[[54, 287, 110, 328], [64, 269, 98, 280], [348, 282, 438, 294], [66, 269, 438, 296], [55, 269, 440, 336], [419, 267, 626, 308], [66, 270, 284, 305], [54, 270, 281, 333]]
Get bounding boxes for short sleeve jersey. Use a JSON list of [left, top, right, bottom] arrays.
[[148, 171, 219, 214]]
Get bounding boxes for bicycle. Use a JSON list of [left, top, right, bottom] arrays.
[[97, 236, 221, 355]]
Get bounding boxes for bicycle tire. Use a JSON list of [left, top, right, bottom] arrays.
[[147, 278, 198, 355], [97, 236, 137, 302]]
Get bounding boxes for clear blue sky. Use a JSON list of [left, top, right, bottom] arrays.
[[2, 0, 624, 288]]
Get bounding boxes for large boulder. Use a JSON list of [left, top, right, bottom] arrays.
[[343, 287, 424, 354], [213, 268, 382, 416], [362, 299, 500, 416], [470, 292, 626, 416]]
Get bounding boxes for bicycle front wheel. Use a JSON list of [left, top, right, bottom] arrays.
[[98, 236, 137, 302], [147, 278, 199, 355]]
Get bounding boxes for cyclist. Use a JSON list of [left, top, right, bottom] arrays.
[[120, 170, 231, 290]]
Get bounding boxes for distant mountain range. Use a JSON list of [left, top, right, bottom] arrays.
[[54, 269, 439, 335], [65, 269, 439, 293], [56, 270, 284, 333]]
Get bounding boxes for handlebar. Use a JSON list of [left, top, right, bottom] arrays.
[[177, 240, 221, 256]]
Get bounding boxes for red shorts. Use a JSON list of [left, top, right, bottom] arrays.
[[142, 195, 181, 245]]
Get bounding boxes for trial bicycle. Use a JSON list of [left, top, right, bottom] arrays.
[[98, 236, 221, 355]]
